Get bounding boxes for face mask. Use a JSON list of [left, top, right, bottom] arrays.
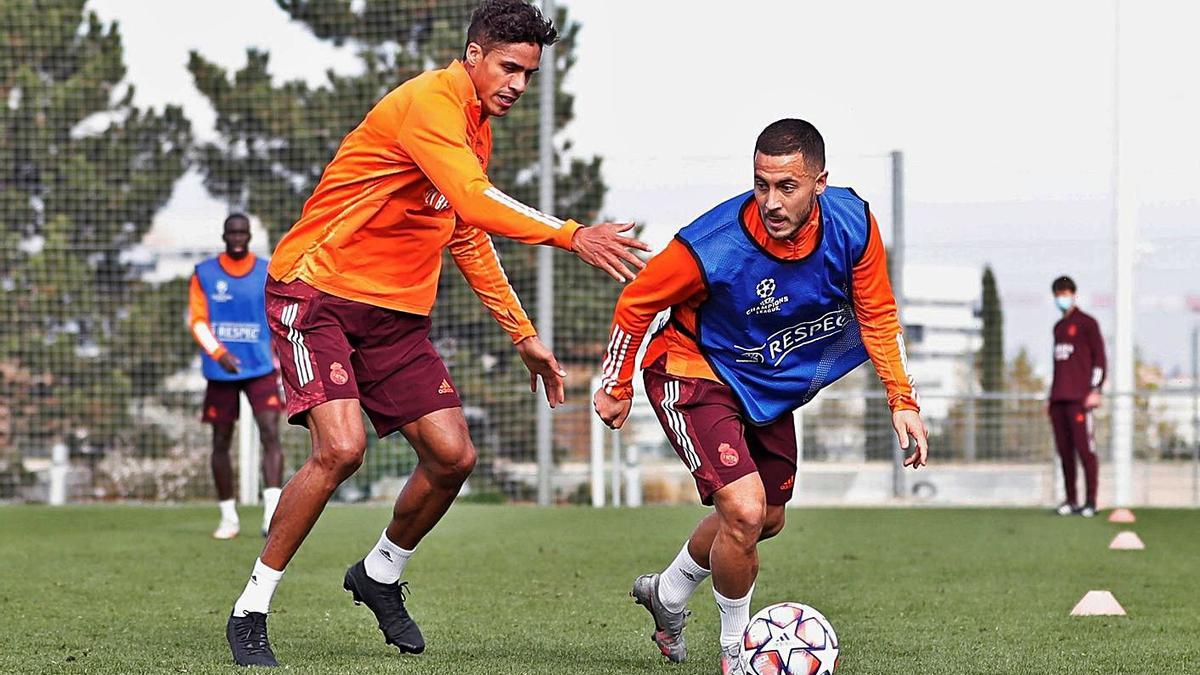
[[1055, 295, 1074, 312]]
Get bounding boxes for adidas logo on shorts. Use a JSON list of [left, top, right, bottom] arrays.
[[438, 379, 454, 395]]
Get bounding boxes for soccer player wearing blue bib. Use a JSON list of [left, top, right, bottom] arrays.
[[594, 120, 929, 674], [188, 214, 286, 540]]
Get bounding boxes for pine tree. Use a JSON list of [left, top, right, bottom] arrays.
[[187, 1, 616, 491], [0, 0, 192, 479], [976, 265, 1004, 456]]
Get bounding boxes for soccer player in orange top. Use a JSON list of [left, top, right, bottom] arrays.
[[594, 119, 928, 674], [224, 1, 648, 667], [188, 214, 285, 541]]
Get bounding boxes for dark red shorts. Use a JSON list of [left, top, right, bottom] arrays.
[[201, 371, 285, 424], [265, 277, 461, 437], [643, 359, 797, 506]]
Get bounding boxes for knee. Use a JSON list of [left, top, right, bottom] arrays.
[[719, 499, 766, 547], [759, 507, 786, 541], [211, 424, 235, 452], [315, 434, 365, 478], [427, 442, 477, 487]]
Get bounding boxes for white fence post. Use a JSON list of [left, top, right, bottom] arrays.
[[48, 441, 68, 506], [238, 394, 260, 505], [624, 442, 642, 507]]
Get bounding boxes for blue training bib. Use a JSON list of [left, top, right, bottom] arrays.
[[195, 257, 274, 382], [675, 187, 871, 424]]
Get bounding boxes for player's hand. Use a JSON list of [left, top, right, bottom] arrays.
[[217, 351, 241, 374], [893, 409, 928, 468], [1084, 390, 1102, 410], [571, 222, 651, 283], [593, 388, 632, 430], [516, 336, 566, 408]]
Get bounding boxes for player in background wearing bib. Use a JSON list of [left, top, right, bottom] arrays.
[[188, 213, 286, 541], [593, 119, 929, 674], [1047, 275, 1106, 518]]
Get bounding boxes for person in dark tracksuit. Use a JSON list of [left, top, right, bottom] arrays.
[[1047, 275, 1106, 517]]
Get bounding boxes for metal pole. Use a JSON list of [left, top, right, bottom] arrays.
[[611, 428, 622, 507], [535, 0, 556, 506], [1111, 0, 1135, 506], [1192, 326, 1198, 505], [589, 375, 606, 507], [890, 150, 907, 499]]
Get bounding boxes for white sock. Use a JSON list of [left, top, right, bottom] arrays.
[[218, 498, 238, 524], [232, 558, 284, 617], [658, 541, 711, 613], [363, 530, 414, 584], [714, 586, 754, 650], [261, 488, 282, 531]]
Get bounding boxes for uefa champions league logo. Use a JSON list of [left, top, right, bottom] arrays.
[[211, 279, 233, 302], [747, 278, 789, 316]]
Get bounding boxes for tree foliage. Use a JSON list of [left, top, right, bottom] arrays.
[[0, 0, 192, 460]]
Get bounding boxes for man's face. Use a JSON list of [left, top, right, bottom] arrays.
[[223, 219, 251, 259], [465, 41, 542, 118], [753, 151, 828, 241], [1054, 290, 1076, 311]]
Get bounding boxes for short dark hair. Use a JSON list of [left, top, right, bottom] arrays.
[[1051, 276, 1076, 293], [223, 213, 250, 230], [465, 0, 558, 54], [755, 119, 825, 170]]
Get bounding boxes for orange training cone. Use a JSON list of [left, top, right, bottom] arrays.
[[1108, 508, 1136, 524], [1109, 531, 1145, 550], [1070, 590, 1126, 616]]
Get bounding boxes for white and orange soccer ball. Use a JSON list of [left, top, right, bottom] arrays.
[[740, 602, 840, 675]]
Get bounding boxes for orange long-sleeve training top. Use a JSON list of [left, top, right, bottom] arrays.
[[601, 198, 919, 413], [268, 60, 580, 343], [188, 253, 259, 360]]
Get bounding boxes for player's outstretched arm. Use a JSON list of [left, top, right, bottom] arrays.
[[448, 222, 538, 343], [893, 410, 929, 468], [516, 336, 566, 408], [571, 222, 651, 283]]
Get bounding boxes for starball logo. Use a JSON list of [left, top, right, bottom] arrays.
[[735, 308, 852, 366], [211, 279, 233, 303], [746, 277, 790, 316]]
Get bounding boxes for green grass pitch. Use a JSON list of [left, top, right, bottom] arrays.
[[2, 504, 1197, 674]]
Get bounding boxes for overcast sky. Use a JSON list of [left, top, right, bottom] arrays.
[[88, 0, 1200, 378]]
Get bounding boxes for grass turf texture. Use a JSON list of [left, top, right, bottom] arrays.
[[2, 505, 1197, 674]]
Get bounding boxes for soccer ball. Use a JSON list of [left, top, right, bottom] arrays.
[[740, 602, 839, 675], [756, 278, 777, 299]]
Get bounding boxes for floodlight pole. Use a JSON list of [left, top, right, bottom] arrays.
[[535, 0, 557, 506], [891, 150, 907, 499], [1192, 326, 1198, 505], [1111, 0, 1135, 506]]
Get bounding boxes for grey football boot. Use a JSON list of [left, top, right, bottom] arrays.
[[631, 573, 689, 663], [719, 642, 747, 675]]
